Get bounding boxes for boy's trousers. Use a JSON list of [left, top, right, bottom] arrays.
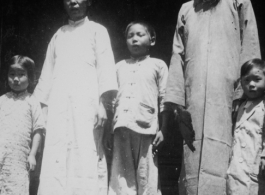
[[109, 127, 161, 195]]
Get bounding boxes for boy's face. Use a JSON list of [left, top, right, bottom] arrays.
[[126, 24, 155, 58], [64, 0, 90, 21], [241, 66, 265, 100], [8, 64, 29, 93]]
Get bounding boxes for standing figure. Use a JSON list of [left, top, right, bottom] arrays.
[[33, 0, 118, 194], [109, 21, 168, 195], [164, 0, 260, 194], [227, 59, 265, 195], [0, 55, 44, 195]]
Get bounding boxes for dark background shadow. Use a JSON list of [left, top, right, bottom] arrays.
[[0, 0, 264, 194]]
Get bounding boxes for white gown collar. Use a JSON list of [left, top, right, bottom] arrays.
[[68, 17, 88, 27]]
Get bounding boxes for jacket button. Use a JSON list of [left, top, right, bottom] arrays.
[[241, 142, 246, 148], [238, 157, 244, 163]]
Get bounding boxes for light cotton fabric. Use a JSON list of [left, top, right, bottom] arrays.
[[227, 100, 265, 195], [109, 56, 168, 195], [109, 128, 161, 195], [34, 17, 118, 195], [0, 91, 45, 195], [165, 0, 260, 194], [113, 56, 168, 135]]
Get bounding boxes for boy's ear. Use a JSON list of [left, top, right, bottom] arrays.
[[150, 36, 156, 46]]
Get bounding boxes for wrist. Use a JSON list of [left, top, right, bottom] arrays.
[[29, 152, 36, 157]]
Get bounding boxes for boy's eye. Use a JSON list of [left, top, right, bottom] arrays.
[[137, 33, 145, 37], [243, 78, 249, 82]]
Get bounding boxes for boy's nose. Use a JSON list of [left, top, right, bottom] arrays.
[[249, 81, 255, 87], [69, 0, 77, 5]]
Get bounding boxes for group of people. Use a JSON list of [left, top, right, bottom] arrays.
[[0, 0, 264, 195]]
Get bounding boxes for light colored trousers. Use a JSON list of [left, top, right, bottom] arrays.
[[109, 128, 161, 195]]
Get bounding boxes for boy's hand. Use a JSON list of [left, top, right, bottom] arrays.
[[28, 154, 36, 171], [152, 131, 164, 156], [260, 158, 265, 177]]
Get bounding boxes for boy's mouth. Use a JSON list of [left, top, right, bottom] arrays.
[[248, 90, 256, 94]]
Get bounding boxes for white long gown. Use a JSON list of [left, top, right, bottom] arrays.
[[34, 17, 118, 195], [165, 0, 260, 194]]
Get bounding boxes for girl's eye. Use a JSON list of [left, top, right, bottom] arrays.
[[127, 34, 133, 39]]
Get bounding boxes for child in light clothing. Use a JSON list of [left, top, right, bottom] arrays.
[[109, 21, 168, 195], [0, 55, 45, 195], [227, 59, 265, 195]]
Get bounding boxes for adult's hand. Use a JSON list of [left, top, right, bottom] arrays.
[[173, 104, 195, 152], [95, 101, 107, 129]]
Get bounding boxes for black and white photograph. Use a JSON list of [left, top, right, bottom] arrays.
[[0, 0, 265, 195]]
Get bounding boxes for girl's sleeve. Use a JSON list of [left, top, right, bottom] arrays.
[[95, 25, 118, 97], [30, 95, 45, 133], [164, 5, 186, 107], [158, 61, 169, 113], [33, 33, 57, 106]]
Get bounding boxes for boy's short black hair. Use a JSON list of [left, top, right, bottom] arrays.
[[6, 55, 36, 92], [241, 58, 265, 78], [124, 20, 156, 40]]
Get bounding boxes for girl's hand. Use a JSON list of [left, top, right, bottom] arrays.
[[261, 158, 265, 177], [95, 101, 107, 129], [28, 154, 36, 171], [152, 131, 164, 156]]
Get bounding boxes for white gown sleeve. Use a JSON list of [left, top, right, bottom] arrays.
[[33, 33, 57, 106], [94, 25, 118, 97]]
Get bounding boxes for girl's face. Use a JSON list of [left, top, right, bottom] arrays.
[[64, 0, 90, 21], [8, 64, 29, 93], [241, 66, 265, 100], [126, 24, 155, 58]]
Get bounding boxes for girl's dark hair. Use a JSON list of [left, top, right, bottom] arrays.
[[241, 58, 265, 78], [6, 55, 35, 92], [124, 20, 156, 40]]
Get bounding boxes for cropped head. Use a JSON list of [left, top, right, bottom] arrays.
[[241, 58, 265, 100], [64, 0, 91, 21], [125, 21, 156, 58], [7, 55, 35, 93]]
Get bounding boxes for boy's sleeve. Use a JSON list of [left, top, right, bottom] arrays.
[[95, 25, 118, 97], [262, 101, 265, 158], [164, 5, 186, 107], [158, 61, 169, 113], [30, 95, 45, 134], [262, 143, 265, 158]]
